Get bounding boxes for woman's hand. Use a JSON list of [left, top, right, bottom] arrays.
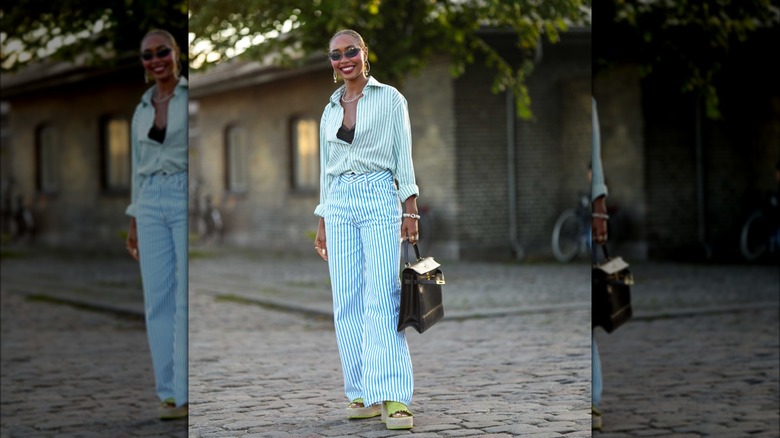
[[126, 218, 139, 261], [402, 196, 419, 244], [592, 195, 608, 245], [315, 217, 328, 261], [402, 218, 419, 243]]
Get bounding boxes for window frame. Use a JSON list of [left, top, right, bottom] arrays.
[[99, 115, 132, 194], [224, 124, 248, 193], [35, 123, 59, 195], [289, 116, 320, 194]]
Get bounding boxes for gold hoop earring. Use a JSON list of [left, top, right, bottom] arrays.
[[173, 60, 180, 79], [333, 70, 339, 83], [145, 70, 151, 83], [364, 60, 371, 76]]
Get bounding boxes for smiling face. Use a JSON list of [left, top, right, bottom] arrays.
[[329, 33, 367, 83], [141, 33, 177, 83]]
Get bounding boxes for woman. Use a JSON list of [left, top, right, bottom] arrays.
[[125, 29, 188, 420], [313, 29, 419, 430]]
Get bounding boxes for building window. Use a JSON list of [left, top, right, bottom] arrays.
[[225, 125, 248, 192], [101, 117, 131, 192], [36, 124, 59, 193], [291, 117, 319, 191]]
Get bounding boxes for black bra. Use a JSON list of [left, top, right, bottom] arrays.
[[337, 124, 355, 144]]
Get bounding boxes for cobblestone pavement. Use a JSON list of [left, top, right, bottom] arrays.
[[595, 262, 779, 438], [188, 250, 592, 437], [2, 246, 777, 438], [1, 250, 187, 438], [187, 250, 778, 437]]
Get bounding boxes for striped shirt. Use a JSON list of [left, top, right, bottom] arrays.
[[314, 76, 419, 217], [126, 76, 189, 217]]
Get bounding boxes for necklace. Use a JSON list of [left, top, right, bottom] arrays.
[[341, 92, 363, 104], [153, 90, 174, 104]]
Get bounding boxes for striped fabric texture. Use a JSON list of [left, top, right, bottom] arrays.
[[126, 76, 189, 217], [136, 171, 189, 407], [314, 76, 419, 217], [324, 171, 414, 407]]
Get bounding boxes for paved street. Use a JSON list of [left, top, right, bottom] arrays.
[[186, 251, 778, 437], [1, 246, 777, 437], [188, 250, 592, 437], [595, 263, 779, 438], [0, 249, 187, 438]]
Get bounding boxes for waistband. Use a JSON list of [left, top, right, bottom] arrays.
[[337, 170, 393, 184], [146, 170, 187, 181]]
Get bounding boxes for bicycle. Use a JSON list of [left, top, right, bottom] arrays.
[[199, 194, 224, 245], [551, 191, 591, 262], [740, 190, 779, 261]]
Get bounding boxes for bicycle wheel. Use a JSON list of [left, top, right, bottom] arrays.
[[552, 209, 582, 262], [740, 211, 768, 261]]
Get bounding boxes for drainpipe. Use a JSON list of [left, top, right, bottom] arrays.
[[507, 89, 524, 260], [507, 40, 543, 260], [695, 95, 712, 259]]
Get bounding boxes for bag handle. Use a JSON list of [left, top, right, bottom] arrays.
[[404, 241, 422, 266], [591, 243, 610, 265]]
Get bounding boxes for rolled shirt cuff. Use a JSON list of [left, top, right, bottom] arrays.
[[397, 184, 420, 203], [314, 204, 326, 217], [591, 183, 608, 202]]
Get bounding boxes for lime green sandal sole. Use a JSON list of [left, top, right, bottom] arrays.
[[381, 401, 413, 430], [347, 398, 381, 419]]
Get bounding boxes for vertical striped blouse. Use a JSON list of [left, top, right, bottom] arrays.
[[591, 97, 608, 201], [314, 76, 419, 217], [125, 76, 189, 217]]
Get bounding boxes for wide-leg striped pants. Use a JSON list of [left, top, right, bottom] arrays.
[[324, 171, 414, 407], [136, 171, 188, 407]]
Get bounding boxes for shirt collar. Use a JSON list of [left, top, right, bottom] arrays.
[[141, 75, 188, 105], [328, 76, 382, 105]]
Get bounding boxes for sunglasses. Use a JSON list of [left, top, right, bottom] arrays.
[[141, 47, 172, 61], [329, 46, 362, 62]]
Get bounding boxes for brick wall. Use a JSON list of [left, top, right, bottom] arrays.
[[455, 37, 592, 260], [593, 64, 647, 259], [401, 58, 459, 259]]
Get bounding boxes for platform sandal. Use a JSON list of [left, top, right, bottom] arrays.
[[158, 397, 188, 420], [592, 405, 602, 430], [381, 401, 413, 430], [347, 398, 381, 419]]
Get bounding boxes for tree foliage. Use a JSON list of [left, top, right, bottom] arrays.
[[1, 0, 188, 72], [189, 0, 591, 119], [594, 0, 779, 119]]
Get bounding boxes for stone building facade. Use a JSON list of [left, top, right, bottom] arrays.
[[1, 58, 152, 249]]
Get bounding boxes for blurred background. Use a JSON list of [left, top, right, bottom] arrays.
[[2, 4, 777, 264], [593, 0, 780, 263], [1, 0, 189, 254], [1, 2, 190, 436]]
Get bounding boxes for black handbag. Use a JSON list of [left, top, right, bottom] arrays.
[[592, 244, 634, 333], [397, 242, 445, 334]]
